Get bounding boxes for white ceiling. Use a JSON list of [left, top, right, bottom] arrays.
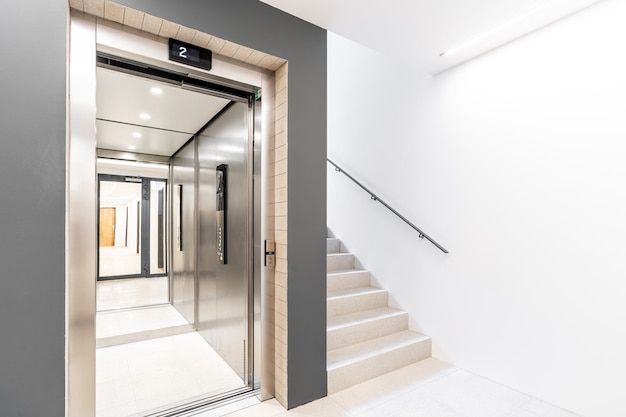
[[259, 0, 604, 74], [96, 67, 230, 156]]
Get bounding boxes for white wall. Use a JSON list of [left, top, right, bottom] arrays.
[[327, 1, 626, 416]]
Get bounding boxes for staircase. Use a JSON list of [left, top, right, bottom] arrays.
[[326, 235, 432, 393]]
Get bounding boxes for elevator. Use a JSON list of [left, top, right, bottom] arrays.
[[93, 54, 261, 416]]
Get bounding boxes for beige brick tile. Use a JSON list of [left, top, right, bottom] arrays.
[[275, 173, 287, 189], [275, 230, 287, 245], [276, 73, 287, 93], [219, 41, 239, 58], [268, 59, 286, 72], [275, 62, 288, 78], [245, 50, 266, 67], [276, 258, 287, 275], [275, 202, 287, 217], [276, 244, 287, 259], [275, 116, 287, 135], [260, 55, 280, 70], [274, 213, 287, 230], [159, 20, 180, 38], [275, 102, 288, 120], [233, 45, 254, 62], [275, 159, 287, 175], [275, 383, 287, 407], [275, 88, 288, 107], [207, 35, 227, 52], [191, 31, 212, 48], [141, 14, 162, 35], [275, 338, 287, 358], [275, 188, 287, 204], [84, 0, 104, 17], [275, 144, 287, 162], [123, 8, 144, 29], [176, 26, 196, 43], [275, 271, 287, 288], [275, 321, 287, 343], [69, 0, 84, 11], [276, 283, 287, 303], [276, 300, 287, 317], [103, 1, 124, 23], [275, 131, 288, 148]]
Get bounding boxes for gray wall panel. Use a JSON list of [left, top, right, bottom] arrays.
[[115, 0, 328, 407], [0, 1, 67, 416]]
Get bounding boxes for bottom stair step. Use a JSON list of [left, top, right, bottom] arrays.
[[327, 330, 431, 394]]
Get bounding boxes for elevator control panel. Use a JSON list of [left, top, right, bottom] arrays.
[[216, 164, 228, 264]]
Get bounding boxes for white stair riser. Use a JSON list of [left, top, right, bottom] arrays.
[[327, 271, 371, 292], [328, 291, 388, 317], [327, 238, 341, 254], [327, 338, 432, 394], [328, 313, 408, 351], [327, 253, 355, 271]]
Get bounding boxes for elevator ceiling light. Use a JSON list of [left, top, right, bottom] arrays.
[[128, 145, 137, 150], [150, 87, 163, 95], [132, 132, 142, 138], [139, 113, 151, 120], [440, 0, 560, 57]]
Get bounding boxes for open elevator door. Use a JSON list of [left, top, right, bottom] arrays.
[[197, 100, 253, 382], [95, 52, 260, 414]]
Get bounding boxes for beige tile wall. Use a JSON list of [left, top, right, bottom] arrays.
[[74, 0, 286, 71], [273, 62, 289, 406], [71, 0, 290, 409]]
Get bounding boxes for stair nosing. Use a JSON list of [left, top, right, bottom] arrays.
[[327, 268, 368, 276], [327, 286, 386, 300], [327, 331, 430, 370], [327, 307, 407, 331]]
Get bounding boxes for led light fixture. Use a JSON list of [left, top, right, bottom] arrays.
[[440, 0, 560, 56]]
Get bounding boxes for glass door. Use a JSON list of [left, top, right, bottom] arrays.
[[98, 174, 168, 281]]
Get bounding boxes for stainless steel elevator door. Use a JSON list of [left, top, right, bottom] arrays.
[[197, 101, 251, 381]]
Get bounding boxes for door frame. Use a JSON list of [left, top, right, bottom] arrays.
[[67, 11, 274, 417]]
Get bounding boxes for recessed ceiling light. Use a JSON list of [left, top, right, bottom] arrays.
[[139, 113, 151, 120], [128, 145, 137, 150], [150, 87, 163, 95], [132, 132, 142, 138]]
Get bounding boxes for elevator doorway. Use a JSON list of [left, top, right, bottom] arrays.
[[94, 55, 260, 417], [98, 174, 167, 281]]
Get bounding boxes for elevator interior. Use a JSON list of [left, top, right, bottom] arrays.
[[94, 56, 260, 417]]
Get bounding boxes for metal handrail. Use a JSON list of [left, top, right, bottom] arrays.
[[327, 158, 449, 254]]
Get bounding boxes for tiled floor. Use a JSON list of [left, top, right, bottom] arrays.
[[100, 245, 143, 277], [96, 332, 245, 417], [191, 358, 580, 417], [97, 304, 189, 339], [97, 276, 168, 311]]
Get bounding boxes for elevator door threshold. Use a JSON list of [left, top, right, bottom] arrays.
[[96, 332, 248, 417]]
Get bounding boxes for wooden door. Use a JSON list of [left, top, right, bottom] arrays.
[[100, 208, 116, 247]]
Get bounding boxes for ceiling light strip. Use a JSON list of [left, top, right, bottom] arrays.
[[440, 0, 561, 56]]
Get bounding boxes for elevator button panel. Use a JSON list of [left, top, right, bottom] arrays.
[[216, 164, 228, 264]]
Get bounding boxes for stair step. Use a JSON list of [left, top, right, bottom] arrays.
[[327, 269, 371, 292], [327, 330, 432, 394], [327, 287, 388, 317], [327, 253, 355, 271], [327, 307, 408, 351], [327, 238, 342, 254]]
